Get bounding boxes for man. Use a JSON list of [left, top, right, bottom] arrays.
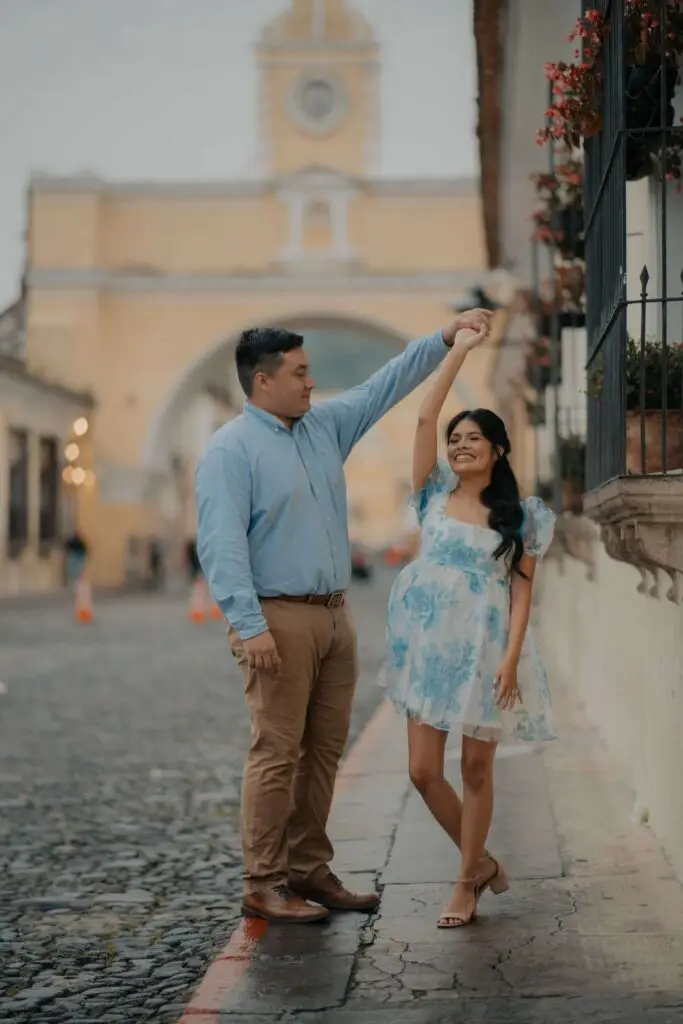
[[195, 311, 491, 923]]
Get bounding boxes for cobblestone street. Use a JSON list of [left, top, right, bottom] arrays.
[[0, 577, 390, 1023]]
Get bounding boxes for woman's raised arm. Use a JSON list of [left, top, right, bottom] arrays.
[[412, 326, 488, 492]]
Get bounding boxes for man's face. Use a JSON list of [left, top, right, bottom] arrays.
[[256, 347, 316, 420]]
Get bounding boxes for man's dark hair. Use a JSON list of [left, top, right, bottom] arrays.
[[235, 327, 304, 397]]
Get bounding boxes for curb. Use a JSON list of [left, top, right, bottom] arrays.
[[177, 700, 394, 1022]]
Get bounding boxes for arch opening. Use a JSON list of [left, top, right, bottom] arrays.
[[142, 312, 477, 475]]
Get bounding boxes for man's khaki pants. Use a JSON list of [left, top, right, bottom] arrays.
[[228, 599, 358, 896]]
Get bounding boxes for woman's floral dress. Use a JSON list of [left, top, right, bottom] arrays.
[[378, 461, 557, 743]]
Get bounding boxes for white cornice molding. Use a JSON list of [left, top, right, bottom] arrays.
[[30, 176, 270, 200], [366, 177, 480, 198], [275, 164, 358, 191], [257, 51, 378, 63], [29, 173, 479, 200], [26, 268, 480, 295]]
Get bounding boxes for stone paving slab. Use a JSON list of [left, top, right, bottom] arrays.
[[195, 674, 683, 1022], [215, 998, 683, 1023]]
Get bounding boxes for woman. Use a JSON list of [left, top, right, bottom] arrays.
[[379, 325, 556, 929], [64, 532, 89, 588]]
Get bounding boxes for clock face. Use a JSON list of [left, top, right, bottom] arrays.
[[299, 79, 335, 122], [290, 74, 347, 134]]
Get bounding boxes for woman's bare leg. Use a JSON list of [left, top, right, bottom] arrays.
[[440, 734, 497, 924], [407, 718, 463, 845]]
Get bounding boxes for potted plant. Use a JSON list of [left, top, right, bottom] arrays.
[[538, 3, 683, 185], [531, 158, 585, 261], [625, 336, 683, 472]]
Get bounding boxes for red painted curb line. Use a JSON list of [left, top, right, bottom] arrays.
[[177, 700, 394, 1020]]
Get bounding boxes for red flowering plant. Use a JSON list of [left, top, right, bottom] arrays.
[[536, 8, 607, 148], [537, 2, 683, 184], [531, 156, 585, 260], [555, 262, 586, 311]]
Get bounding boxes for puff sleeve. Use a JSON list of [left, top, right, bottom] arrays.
[[409, 460, 456, 526], [521, 496, 556, 559]]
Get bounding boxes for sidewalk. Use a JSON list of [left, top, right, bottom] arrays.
[[179, 682, 683, 1024]]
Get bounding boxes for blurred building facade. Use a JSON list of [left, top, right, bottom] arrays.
[[3, 0, 491, 594], [0, 294, 93, 594], [475, 0, 683, 879]]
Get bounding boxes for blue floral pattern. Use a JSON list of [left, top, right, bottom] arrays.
[[378, 461, 557, 743]]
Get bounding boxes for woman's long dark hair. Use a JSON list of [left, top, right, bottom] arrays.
[[446, 409, 526, 576]]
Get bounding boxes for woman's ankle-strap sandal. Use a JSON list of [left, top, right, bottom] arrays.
[[477, 853, 510, 898], [436, 877, 479, 929]]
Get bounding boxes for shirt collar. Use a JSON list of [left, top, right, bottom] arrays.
[[243, 402, 294, 432]]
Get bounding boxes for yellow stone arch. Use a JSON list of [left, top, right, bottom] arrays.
[[17, 0, 489, 589]]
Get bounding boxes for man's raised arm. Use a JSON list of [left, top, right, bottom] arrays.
[[315, 312, 491, 460]]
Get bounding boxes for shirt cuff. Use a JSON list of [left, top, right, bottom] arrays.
[[230, 615, 269, 641]]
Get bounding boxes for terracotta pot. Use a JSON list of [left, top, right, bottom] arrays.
[[626, 410, 683, 474]]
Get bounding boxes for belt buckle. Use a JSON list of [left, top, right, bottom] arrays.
[[327, 591, 344, 609]]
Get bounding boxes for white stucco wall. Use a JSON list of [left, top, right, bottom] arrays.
[[499, 0, 582, 284], [538, 542, 683, 880]]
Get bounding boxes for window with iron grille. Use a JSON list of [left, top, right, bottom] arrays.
[[583, 0, 683, 488], [39, 436, 59, 550], [8, 428, 29, 557]]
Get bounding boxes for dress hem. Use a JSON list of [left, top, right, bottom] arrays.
[[384, 694, 557, 745]]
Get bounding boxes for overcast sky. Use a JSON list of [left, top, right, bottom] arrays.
[[0, 0, 477, 307]]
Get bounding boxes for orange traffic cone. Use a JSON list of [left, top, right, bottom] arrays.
[[188, 580, 206, 623], [74, 579, 94, 623]]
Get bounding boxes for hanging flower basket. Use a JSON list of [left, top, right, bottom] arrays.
[[531, 158, 585, 260], [538, 3, 683, 186]]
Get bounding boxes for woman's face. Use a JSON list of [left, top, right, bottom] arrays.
[[447, 418, 498, 479]]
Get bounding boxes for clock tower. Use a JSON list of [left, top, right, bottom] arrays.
[[256, 0, 380, 178]]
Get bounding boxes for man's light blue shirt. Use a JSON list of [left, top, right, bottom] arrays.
[[195, 329, 449, 640]]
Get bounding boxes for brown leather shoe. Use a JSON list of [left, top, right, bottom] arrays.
[[289, 873, 379, 912], [242, 884, 330, 923]]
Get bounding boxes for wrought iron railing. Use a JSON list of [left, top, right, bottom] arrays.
[[584, 0, 683, 488]]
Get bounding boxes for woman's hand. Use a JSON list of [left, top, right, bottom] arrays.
[[443, 308, 493, 345], [452, 325, 488, 352], [494, 658, 522, 711]]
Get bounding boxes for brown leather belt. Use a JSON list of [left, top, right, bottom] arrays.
[[263, 591, 346, 609]]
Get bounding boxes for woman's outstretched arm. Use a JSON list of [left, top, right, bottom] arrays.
[[412, 326, 488, 492]]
